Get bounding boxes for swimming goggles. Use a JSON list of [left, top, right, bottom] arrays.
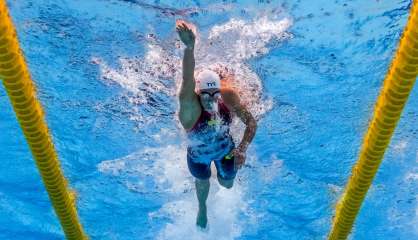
[[200, 90, 221, 100]]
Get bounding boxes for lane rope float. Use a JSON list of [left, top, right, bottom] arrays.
[[328, 1, 418, 239], [0, 1, 88, 239]]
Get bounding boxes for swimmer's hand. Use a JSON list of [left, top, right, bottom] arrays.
[[176, 20, 195, 49], [231, 147, 246, 170]]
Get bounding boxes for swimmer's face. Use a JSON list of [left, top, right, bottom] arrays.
[[198, 88, 221, 112]]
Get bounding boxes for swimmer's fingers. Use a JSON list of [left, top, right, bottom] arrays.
[[177, 23, 188, 32], [176, 25, 194, 38], [181, 23, 195, 35], [176, 22, 188, 31], [176, 19, 186, 27], [181, 23, 191, 30], [176, 25, 186, 33], [176, 21, 196, 40]]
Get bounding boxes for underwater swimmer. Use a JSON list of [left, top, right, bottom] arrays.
[[176, 19, 257, 229]]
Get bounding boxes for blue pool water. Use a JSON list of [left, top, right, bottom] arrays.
[[1, 0, 417, 239]]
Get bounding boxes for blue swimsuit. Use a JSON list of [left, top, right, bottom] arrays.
[[186, 100, 237, 180]]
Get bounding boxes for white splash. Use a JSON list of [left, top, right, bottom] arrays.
[[98, 144, 191, 194], [93, 15, 291, 123], [98, 135, 249, 240], [153, 184, 248, 240], [93, 43, 178, 99], [197, 16, 292, 120], [207, 16, 292, 61]]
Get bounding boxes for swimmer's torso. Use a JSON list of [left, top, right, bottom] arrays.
[[187, 100, 235, 164]]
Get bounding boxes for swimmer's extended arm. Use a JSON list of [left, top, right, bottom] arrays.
[[222, 90, 257, 168], [176, 20, 201, 129]]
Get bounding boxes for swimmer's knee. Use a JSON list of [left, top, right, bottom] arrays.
[[220, 180, 234, 189], [217, 175, 234, 189]]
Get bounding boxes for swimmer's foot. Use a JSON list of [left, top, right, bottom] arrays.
[[196, 204, 208, 229]]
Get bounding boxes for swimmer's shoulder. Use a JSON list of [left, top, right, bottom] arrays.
[[220, 88, 241, 111]]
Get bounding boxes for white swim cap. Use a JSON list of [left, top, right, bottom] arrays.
[[196, 69, 220, 91]]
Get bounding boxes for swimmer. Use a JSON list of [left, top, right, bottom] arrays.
[[176, 20, 257, 229]]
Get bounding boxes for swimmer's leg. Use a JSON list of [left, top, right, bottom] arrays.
[[187, 155, 211, 228], [214, 155, 237, 189], [195, 178, 209, 228], [217, 175, 234, 189]]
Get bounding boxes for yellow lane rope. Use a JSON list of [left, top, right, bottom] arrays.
[[0, 1, 88, 239], [328, 1, 418, 239]]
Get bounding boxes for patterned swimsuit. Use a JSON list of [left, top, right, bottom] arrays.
[[186, 100, 237, 180]]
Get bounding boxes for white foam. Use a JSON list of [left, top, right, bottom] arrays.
[[93, 43, 178, 97], [203, 18, 291, 117], [207, 17, 292, 61], [98, 136, 249, 239], [97, 144, 191, 194], [93, 15, 291, 125], [153, 184, 247, 240]]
